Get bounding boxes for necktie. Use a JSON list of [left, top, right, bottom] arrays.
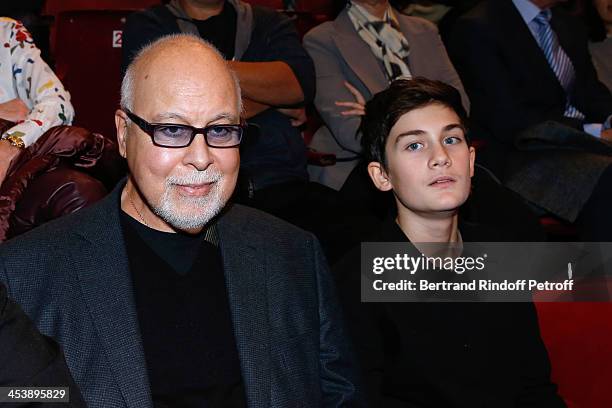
[[533, 9, 585, 120]]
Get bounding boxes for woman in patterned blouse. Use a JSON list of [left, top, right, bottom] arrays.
[[0, 17, 74, 186]]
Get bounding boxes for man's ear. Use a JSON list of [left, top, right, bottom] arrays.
[[468, 145, 476, 178], [367, 161, 393, 192], [115, 109, 129, 158]]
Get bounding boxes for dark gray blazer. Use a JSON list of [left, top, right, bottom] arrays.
[[304, 8, 470, 190], [0, 184, 363, 408]]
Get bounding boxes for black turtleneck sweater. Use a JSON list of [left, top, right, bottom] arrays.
[[120, 212, 246, 408]]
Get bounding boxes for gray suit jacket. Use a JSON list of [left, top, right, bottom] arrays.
[[304, 8, 469, 190], [0, 184, 363, 407]]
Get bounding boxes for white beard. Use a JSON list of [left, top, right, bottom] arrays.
[[152, 167, 227, 231]]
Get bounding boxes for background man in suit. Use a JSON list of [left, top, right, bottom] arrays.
[[0, 34, 362, 407], [447, 0, 612, 146], [446, 0, 612, 240]]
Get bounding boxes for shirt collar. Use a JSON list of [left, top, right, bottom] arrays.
[[512, 0, 544, 25], [204, 223, 219, 247]]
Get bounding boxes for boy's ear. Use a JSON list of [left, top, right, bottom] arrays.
[[367, 161, 393, 192], [468, 145, 476, 178]]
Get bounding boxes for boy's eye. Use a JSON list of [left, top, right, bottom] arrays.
[[443, 136, 463, 145], [406, 142, 423, 151]]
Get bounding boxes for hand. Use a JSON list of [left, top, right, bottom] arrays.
[[601, 128, 612, 142], [277, 107, 307, 127], [0, 139, 22, 187], [335, 81, 366, 117], [0, 98, 29, 122]]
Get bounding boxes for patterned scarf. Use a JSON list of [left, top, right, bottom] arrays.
[[347, 1, 412, 82]]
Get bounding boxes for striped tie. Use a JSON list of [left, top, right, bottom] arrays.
[[533, 10, 585, 120]]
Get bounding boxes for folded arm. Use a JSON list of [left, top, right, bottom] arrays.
[[229, 60, 304, 107], [303, 30, 364, 154]]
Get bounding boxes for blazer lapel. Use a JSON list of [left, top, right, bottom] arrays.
[[72, 185, 152, 408], [218, 206, 271, 408], [231, 0, 253, 60], [550, 10, 581, 72], [332, 10, 388, 95]]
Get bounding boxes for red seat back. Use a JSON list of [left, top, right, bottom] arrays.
[[54, 10, 133, 140], [283, 10, 331, 40], [43, 0, 160, 56], [43, 0, 161, 15], [293, 0, 335, 15]]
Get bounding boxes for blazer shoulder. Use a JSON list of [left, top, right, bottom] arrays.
[[398, 14, 439, 35], [222, 203, 314, 242], [222, 204, 312, 235], [304, 20, 335, 44], [0, 197, 111, 255]]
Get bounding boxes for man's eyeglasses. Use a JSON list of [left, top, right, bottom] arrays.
[[124, 109, 244, 148]]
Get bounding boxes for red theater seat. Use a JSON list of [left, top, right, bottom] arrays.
[[44, 2, 160, 141], [43, 0, 160, 16], [293, 0, 335, 15], [535, 301, 612, 407], [54, 10, 134, 141], [43, 0, 160, 55]]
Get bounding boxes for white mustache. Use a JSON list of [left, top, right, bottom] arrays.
[[166, 168, 223, 186]]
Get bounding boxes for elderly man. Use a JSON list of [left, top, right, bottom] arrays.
[[0, 34, 361, 407]]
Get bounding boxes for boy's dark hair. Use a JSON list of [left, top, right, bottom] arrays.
[[360, 77, 468, 168]]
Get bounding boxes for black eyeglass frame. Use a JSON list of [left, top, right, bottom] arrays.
[[123, 109, 244, 148]]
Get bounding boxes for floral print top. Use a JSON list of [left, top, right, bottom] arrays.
[[0, 17, 74, 147]]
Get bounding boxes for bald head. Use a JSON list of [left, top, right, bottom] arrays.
[[121, 34, 241, 113], [116, 33, 243, 234]]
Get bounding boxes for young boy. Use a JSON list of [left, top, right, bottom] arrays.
[[362, 77, 474, 246], [334, 78, 566, 407]]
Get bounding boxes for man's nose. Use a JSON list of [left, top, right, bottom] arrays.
[[182, 132, 213, 170]]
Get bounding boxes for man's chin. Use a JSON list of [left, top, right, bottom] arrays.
[[154, 201, 226, 231], [162, 211, 217, 233]]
